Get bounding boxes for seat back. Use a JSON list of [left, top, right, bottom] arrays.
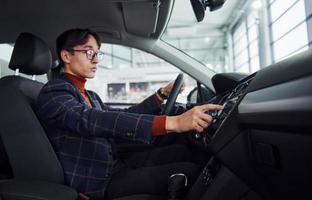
[[0, 138, 12, 180], [0, 32, 64, 183], [0, 76, 45, 109]]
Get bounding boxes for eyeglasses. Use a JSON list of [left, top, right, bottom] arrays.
[[71, 49, 104, 61]]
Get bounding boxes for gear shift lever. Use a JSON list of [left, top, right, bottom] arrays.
[[168, 173, 188, 200]]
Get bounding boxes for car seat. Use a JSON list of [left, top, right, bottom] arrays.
[[0, 32, 77, 200]]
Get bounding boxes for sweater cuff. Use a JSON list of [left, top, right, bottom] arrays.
[[151, 116, 167, 136]]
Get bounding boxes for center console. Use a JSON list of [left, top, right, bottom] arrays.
[[185, 73, 263, 200]]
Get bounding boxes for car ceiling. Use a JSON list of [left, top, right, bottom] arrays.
[[0, 0, 173, 58]]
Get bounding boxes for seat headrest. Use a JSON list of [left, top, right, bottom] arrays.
[[8, 32, 52, 75]]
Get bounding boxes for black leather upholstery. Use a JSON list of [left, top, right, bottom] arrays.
[[0, 139, 12, 180], [0, 33, 77, 200], [8, 32, 52, 75], [0, 76, 45, 109], [0, 85, 64, 183], [0, 180, 77, 200]]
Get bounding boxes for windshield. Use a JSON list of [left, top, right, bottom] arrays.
[[162, 0, 311, 74]]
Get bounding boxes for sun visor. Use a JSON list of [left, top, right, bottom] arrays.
[[122, 0, 160, 36]]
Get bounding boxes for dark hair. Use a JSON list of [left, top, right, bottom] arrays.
[[56, 28, 101, 67]]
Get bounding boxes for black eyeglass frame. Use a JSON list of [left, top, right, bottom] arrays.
[[70, 49, 104, 61]]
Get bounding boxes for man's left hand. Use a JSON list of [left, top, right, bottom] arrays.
[[162, 81, 185, 97]]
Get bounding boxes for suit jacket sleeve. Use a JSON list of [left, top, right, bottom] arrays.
[[36, 80, 153, 143], [90, 91, 162, 115], [90, 91, 185, 116], [123, 95, 162, 114]]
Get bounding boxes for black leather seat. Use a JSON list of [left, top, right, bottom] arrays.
[[0, 32, 77, 200]]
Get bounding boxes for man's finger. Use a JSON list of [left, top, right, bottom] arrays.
[[199, 113, 213, 123], [196, 118, 209, 129], [194, 124, 204, 133], [201, 104, 224, 112]]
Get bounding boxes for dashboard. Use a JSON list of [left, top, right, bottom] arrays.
[[187, 49, 312, 200]]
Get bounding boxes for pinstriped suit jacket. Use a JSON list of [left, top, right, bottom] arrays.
[[36, 74, 162, 199]]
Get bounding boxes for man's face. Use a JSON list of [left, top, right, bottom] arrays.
[[63, 35, 100, 79]]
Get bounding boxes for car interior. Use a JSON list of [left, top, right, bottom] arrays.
[[0, 0, 312, 200]]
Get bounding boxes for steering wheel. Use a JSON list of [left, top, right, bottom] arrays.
[[162, 73, 184, 115]]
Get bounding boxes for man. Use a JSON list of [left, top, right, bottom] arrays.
[[36, 28, 223, 200]]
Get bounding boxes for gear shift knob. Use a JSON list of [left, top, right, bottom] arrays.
[[168, 173, 188, 200]]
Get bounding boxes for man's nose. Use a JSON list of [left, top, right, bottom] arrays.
[[91, 55, 99, 63]]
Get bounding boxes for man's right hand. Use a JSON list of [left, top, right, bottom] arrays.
[[165, 104, 224, 133]]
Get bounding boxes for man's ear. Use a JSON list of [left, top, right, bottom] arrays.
[[60, 50, 71, 64]]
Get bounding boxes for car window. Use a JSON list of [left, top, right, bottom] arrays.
[[0, 44, 14, 77], [86, 43, 197, 104]]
